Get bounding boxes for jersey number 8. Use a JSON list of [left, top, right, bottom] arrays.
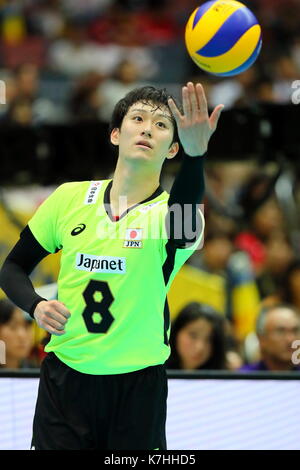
[[82, 280, 115, 333]]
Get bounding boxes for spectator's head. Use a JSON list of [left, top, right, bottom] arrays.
[[0, 299, 34, 369], [202, 231, 233, 272], [254, 77, 276, 103], [167, 303, 226, 370], [279, 259, 300, 308], [256, 304, 300, 370], [251, 198, 284, 240], [69, 71, 103, 121], [13, 64, 39, 99], [5, 97, 33, 125], [264, 233, 294, 275], [109, 86, 181, 166], [113, 60, 140, 85], [274, 56, 299, 80]]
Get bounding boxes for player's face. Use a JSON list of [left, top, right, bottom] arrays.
[[110, 101, 179, 169], [176, 318, 213, 369]]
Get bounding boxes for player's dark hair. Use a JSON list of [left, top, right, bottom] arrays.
[[0, 298, 32, 325], [166, 302, 227, 370], [109, 85, 181, 147], [0, 298, 15, 325]]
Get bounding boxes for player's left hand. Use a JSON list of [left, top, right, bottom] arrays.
[[168, 81, 224, 157]]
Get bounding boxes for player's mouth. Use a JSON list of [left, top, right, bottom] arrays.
[[135, 140, 153, 149]]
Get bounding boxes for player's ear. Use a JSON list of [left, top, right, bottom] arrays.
[[110, 128, 120, 146], [166, 142, 179, 160]]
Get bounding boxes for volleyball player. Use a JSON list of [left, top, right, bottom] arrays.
[[0, 82, 223, 449]]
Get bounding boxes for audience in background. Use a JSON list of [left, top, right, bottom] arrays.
[[166, 302, 237, 370], [0, 63, 60, 124], [0, 1, 299, 373], [262, 260, 300, 313], [0, 298, 39, 369], [69, 71, 103, 122], [240, 304, 300, 372], [256, 233, 295, 300], [98, 59, 142, 122]]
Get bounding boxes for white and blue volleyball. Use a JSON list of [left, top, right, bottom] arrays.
[[185, 0, 262, 77]]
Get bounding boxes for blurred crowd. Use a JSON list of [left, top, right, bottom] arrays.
[[0, 0, 299, 125], [0, 0, 300, 373]]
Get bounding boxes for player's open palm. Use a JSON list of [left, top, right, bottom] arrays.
[[168, 81, 224, 157], [33, 300, 71, 336]]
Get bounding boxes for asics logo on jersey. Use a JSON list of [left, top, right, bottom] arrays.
[[71, 224, 86, 236]]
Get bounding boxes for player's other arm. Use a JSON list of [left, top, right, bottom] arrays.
[[166, 82, 223, 246], [0, 226, 70, 336], [167, 153, 205, 246]]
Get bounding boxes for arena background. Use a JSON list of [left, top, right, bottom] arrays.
[[0, 0, 300, 450]]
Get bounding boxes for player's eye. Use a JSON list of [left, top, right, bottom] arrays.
[[157, 121, 167, 128], [133, 116, 142, 121]]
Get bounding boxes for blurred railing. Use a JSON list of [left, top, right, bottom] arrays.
[[0, 369, 299, 380]]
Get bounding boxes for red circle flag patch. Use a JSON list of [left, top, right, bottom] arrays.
[[130, 230, 137, 239]]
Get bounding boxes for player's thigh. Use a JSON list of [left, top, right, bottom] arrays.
[[32, 353, 97, 450], [106, 364, 168, 450]]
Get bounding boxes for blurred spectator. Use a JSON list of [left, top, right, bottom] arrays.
[[189, 231, 234, 274], [0, 72, 18, 118], [49, 23, 124, 77], [166, 302, 228, 370], [209, 67, 258, 109], [98, 59, 142, 122], [291, 35, 300, 73], [263, 260, 300, 313], [61, 0, 113, 23], [253, 75, 278, 103], [25, 0, 65, 40], [240, 304, 300, 371], [272, 56, 300, 103], [188, 231, 261, 341], [13, 63, 39, 99], [134, 4, 180, 46], [12, 63, 61, 123], [256, 233, 295, 299], [2, 96, 34, 126], [0, 298, 38, 369], [235, 197, 285, 275], [69, 71, 103, 122]]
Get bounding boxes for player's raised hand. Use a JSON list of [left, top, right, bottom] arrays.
[[168, 81, 224, 157], [33, 300, 71, 336]]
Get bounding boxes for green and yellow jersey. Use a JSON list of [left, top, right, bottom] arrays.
[[28, 179, 204, 374]]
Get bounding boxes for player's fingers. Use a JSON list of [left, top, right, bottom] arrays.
[[46, 310, 69, 326], [44, 316, 66, 331], [50, 300, 71, 319], [196, 83, 208, 115], [167, 97, 183, 122], [210, 104, 224, 131], [182, 85, 192, 119], [46, 325, 66, 336], [187, 82, 199, 119]]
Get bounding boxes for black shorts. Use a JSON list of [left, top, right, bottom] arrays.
[[31, 352, 168, 450]]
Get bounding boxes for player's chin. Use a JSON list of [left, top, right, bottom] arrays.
[[128, 148, 153, 160], [134, 145, 153, 153]]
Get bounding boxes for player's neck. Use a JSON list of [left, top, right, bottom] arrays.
[[110, 160, 160, 215]]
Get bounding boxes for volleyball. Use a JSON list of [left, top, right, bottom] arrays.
[[185, 0, 262, 77]]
